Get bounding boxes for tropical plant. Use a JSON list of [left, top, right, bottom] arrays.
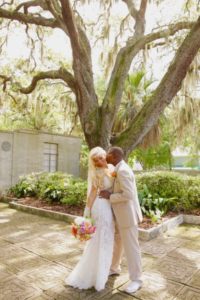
[[130, 141, 172, 170], [113, 71, 154, 132], [138, 184, 176, 222], [136, 171, 200, 211]]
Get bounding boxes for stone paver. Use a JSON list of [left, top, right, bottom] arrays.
[[0, 202, 200, 300]]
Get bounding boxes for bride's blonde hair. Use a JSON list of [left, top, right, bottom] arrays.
[[87, 147, 106, 195]]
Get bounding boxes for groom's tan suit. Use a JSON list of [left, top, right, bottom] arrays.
[[110, 160, 142, 281]]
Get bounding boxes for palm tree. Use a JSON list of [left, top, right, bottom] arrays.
[[113, 71, 161, 148]]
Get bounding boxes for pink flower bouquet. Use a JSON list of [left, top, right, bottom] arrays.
[[71, 217, 96, 242]]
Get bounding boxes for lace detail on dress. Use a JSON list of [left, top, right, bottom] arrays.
[[65, 167, 115, 291]]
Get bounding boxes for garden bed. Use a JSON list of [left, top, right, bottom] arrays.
[[17, 196, 180, 229], [17, 197, 84, 217], [4, 196, 199, 230], [2, 196, 200, 241], [3, 170, 199, 240]]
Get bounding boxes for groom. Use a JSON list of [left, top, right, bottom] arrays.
[[99, 146, 143, 294]]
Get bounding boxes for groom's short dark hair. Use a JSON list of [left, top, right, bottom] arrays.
[[108, 147, 124, 158]]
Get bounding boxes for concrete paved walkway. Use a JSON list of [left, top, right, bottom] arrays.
[[0, 202, 200, 300]]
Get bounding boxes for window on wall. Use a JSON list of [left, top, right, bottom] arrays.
[[43, 143, 58, 172]]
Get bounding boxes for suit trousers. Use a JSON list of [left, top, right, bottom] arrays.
[[111, 221, 142, 281]]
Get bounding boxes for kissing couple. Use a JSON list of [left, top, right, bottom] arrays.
[[65, 146, 143, 294]]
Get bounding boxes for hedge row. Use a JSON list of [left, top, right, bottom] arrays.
[[9, 171, 200, 218]]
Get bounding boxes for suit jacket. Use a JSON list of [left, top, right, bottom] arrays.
[[110, 160, 143, 229]]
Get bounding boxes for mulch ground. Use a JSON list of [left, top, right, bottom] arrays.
[[13, 197, 200, 229], [17, 197, 83, 216]]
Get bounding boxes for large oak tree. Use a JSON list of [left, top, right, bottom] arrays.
[[0, 0, 200, 157]]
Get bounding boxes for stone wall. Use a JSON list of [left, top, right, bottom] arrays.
[[0, 130, 81, 191]]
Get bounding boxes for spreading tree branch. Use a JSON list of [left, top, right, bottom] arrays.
[[45, 0, 63, 27], [14, 1, 48, 13], [60, 0, 99, 123], [122, 0, 138, 19], [135, 0, 147, 35], [0, 75, 12, 91], [139, 0, 148, 18], [0, 7, 60, 28], [141, 21, 194, 45], [60, 0, 82, 56], [101, 20, 195, 146], [0, 0, 14, 8], [19, 68, 76, 94], [122, 0, 147, 35], [112, 17, 200, 155]]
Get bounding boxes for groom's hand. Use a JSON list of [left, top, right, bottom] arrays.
[[99, 190, 111, 199]]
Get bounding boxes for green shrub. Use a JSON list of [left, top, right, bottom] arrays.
[[9, 171, 200, 215], [9, 172, 87, 206], [37, 172, 72, 202], [136, 171, 200, 213], [136, 171, 184, 199], [9, 173, 39, 198], [61, 179, 87, 206]]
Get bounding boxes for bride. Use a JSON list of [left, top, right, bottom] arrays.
[[65, 147, 115, 291]]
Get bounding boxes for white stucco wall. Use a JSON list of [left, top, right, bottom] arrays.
[[0, 131, 13, 191], [0, 130, 81, 191]]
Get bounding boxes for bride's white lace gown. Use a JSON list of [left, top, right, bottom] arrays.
[[65, 171, 115, 291]]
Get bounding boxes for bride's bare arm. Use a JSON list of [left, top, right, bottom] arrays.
[[86, 185, 98, 209]]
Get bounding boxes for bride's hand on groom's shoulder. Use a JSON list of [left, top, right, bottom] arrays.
[[99, 190, 111, 200]]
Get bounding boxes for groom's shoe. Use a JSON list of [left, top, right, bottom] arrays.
[[124, 280, 142, 294], [109, 269, 121, 276]]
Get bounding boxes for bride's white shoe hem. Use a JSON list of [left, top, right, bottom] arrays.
[[65, 278, 105, 292]]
